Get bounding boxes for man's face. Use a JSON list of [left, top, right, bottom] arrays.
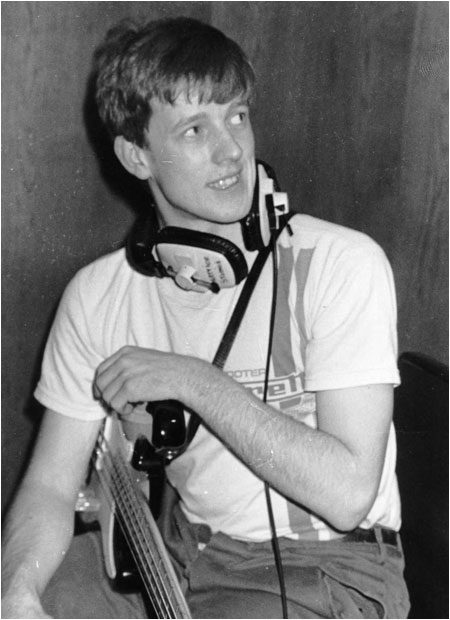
[[142, 91, 256, 234]]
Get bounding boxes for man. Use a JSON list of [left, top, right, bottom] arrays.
[[2, 16, 410, 619]]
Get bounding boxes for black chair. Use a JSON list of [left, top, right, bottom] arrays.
[[394, 352, 449, 619]]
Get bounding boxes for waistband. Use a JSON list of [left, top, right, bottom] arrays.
[[343, 527, 399, 547]]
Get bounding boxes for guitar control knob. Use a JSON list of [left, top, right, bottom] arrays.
[[131, 436, 159, 472]]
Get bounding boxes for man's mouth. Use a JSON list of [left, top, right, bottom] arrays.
[[208, 173, 240, 190]]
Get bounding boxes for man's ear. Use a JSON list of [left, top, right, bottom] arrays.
[[113, 136, 152, 180]]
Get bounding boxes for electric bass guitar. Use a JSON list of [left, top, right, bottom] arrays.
[[76, 411, 192, 619]]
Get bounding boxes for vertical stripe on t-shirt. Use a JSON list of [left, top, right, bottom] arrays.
[[271, 245, 295, 385], [294, 248, 314, 370], [285, 247, 322, 537]]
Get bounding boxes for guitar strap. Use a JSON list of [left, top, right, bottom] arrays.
[[184, 214, 293, 447]]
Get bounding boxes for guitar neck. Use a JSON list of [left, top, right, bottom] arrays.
[[95, 415, 191, 619]]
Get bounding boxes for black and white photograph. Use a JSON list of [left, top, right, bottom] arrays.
[[2, 2, 448, 619]]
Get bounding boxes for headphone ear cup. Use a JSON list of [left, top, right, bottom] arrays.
[[126, 215, 249, 290], [241, 169, 264, 252], [126, 212, 168, 278], [155, 227, 248, 289], [241, 160, 279, 252]]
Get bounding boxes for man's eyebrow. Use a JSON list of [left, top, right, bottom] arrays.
[[233, 97, 250, 107], [172, 112, 208, 132], [171, 99, 250, 132]]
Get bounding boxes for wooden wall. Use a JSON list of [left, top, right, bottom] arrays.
[[2, 2, 448, 510], [1, 1, 213, 510]]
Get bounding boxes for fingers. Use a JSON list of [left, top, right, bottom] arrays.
[[97, 375, 128, 413], [94, 346, 137, 413], [97, 374, 139, 414], [94, 346, 165, 414], [96, 345, 133, 377], [94, 346, 190, 415]]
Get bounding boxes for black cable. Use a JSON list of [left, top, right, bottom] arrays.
[[262, 233, 289, 619]]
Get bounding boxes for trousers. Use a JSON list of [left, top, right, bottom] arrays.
[[42, 504, 410, 619]]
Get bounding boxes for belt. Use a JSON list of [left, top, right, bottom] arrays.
[[344, 527, 398, 547]]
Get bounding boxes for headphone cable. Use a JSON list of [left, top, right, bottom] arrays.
[[262, 233, 289, 619]]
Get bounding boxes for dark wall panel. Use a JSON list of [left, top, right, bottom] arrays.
[[212, 1, 448, 361], [1, 1, 212, 511], [2, 2, 448, 510], [391, 2, 448, 359]]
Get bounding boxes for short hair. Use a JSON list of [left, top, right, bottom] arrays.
[[94, 16, 255, 147]]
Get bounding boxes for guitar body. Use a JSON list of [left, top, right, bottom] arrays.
[[111, 519, 144, 591], [77, 412, 191, 619], [95, 498, 142, 592]]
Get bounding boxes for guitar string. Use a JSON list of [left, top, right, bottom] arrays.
[[93, 443, 176, 619], [103, 451, 178, 618], [95, 450, 176, 619], [94, 433, 188, 618], [95, 420, 190, 618]]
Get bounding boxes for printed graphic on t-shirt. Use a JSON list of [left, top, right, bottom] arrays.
[[227, 368, 317, 424], [227, 367, 301, 401]]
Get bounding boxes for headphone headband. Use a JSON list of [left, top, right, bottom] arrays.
[[127, 160, 289, 292]]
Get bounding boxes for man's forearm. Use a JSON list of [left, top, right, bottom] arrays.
[[182, 361, 381, 531], [2, 482, 75, 614]]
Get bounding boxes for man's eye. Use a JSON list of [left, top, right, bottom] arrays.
[[230, 112, 246, 126], [184, 126, 201, 138]]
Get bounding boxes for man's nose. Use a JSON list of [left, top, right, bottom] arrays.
[[212, 128, 243, 164]]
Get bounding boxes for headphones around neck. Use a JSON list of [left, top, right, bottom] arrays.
[[126, 160, 289, 293]]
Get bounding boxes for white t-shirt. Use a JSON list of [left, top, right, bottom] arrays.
[[35, 214, 401, 542]]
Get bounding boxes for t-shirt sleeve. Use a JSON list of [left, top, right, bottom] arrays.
[[303, 244, 400, 391], [34, 273, 106, 420]]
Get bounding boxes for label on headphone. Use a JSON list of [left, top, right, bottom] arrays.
[[156, 242, 247, 293]]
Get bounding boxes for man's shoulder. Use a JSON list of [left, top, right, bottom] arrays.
[[74, 246, 129, 281], [64, 247, 133, 305], [287, 213, 380, 253], [291, 213, 375, 246]]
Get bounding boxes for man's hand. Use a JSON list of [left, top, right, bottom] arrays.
[[94, 346, 198, 415]]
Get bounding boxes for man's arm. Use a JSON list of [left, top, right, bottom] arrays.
[[192, 369, 393, 531], [94, 347, 393, 532], [1, 409, 102, 619]]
